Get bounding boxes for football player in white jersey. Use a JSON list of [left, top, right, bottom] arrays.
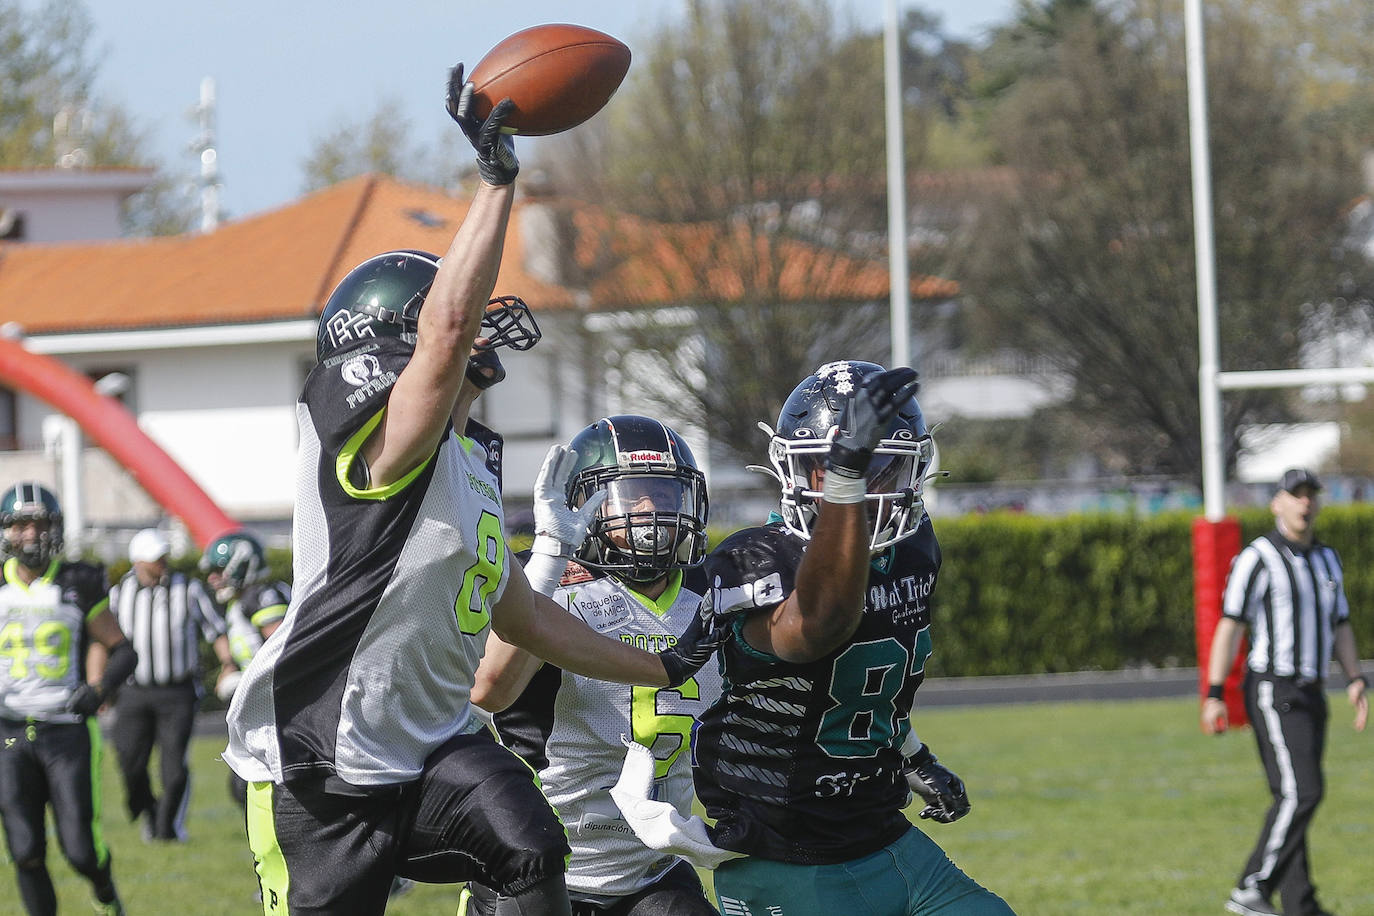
[[466, 416, 721, 916], [0, 482, 137, 916], [222, 68, 720, 916]]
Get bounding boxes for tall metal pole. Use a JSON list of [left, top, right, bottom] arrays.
[[884, 0, 911, 369], [192, 77, 223, 233], [1185, 0, 1224, 520]]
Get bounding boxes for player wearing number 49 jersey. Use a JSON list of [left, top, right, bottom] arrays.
[[0, 481, 135, 916], [612, 362, 1014, 916]]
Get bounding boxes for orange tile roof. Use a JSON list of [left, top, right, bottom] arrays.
[[0, 173, 954, 336]]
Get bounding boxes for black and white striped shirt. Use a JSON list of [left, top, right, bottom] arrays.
[[1222, 530, 1350, 683], [110, 570, 225, 687]]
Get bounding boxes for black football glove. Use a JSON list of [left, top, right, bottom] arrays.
[[65, 683, 105, 717], [445, 63, 519, 186], [829, 367, 920, 479], [903, 744, 971, 824], [659, 597, 732, 689]]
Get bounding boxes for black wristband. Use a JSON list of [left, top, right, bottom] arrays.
[[1351, 675, 1369, 689], [1206, 684, 1225, 701]]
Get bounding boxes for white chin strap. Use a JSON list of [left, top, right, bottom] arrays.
[[610, 741, 745, 870]]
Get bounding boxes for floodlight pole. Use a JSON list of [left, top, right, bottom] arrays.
[[884, 0, 911, 369], [1185, 0, 1225, 522]]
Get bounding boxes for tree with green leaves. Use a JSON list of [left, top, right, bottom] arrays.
[[0, 0, 195, 235], [299, 98, 462, 194], [953, 0, 1374, 480], [531, 0, 979, 464]]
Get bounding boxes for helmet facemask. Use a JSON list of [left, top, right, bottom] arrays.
[[200, 533, 265, 602], [763, 426, 933, 552], [752, 360, 934, 552], [465, 296, 543, 390], [1, 483, 63, 569], [572, 468, 709, 583]]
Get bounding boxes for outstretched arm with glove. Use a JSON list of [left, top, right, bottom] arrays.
[[473, 444, 605, 712], [744, 367, 922, 663]]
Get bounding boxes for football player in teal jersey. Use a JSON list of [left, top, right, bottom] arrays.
[[615, 362, 1015, 916]]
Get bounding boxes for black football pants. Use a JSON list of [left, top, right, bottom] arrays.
[[0, 717, 117, 916], [1238, 673, 1328, 916], [246, 729, 573, 915], [112, 681, 198, 840]]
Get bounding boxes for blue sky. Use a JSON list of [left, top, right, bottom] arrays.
[[74, 1, 1016, 220]]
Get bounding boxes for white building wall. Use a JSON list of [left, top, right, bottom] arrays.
[[0, 170, 153, 242], [3, 190, 125, 242]]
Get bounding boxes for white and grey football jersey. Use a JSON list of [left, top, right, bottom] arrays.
[[225, 338, 510, 789], [0, 558, 110, 722], [491, 561, 721, 899]]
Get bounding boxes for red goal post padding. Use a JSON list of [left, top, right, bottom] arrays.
[[1192, 516, 1247, 728]]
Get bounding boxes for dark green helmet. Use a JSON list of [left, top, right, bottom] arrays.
[[315, 251, 543, 375], [0, 481, 63, 568], [200, 530, 265, 597], [316, 250, 439, 361], [565, 416, 709, 582]]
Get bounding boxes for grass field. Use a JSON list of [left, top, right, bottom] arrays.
[[5, 694, 1370, 915]]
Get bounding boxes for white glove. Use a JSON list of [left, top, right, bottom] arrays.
[[609, 741, 745, 870], [215, 669, 242, 703], [526, 445, 606, 596]]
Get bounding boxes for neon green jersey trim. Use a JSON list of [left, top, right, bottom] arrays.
[[247, 781, 290, 910], [336, 407, 435, 500], [84, 595, 110, 623], [2, 556, 61, 591], [87, 717, 111, 868], [624, 570, 685, 618], [250, 605, 287, 628]]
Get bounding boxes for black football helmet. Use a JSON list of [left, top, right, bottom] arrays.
[[0, 481, 64, 568], [757, 360, 933, 551], [314, 250, 542, 386], [565, 416, 709, 582], [200, 530, 266, 601]]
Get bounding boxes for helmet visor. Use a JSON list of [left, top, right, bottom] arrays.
[[598, 475, 697, 518]]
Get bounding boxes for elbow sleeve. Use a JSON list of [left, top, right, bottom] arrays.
[[99, 640, 138, 695]]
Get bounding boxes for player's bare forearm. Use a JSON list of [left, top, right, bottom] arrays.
[[472, 630, 544, 712], [765, 500, 870, 662], [491, 567, 668, 687], [367, 183, 515, 487]]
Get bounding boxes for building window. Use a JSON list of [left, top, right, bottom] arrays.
[[0, 387, 16, 451], [85, 369, 136, 414], [0, 209, 24, 241]]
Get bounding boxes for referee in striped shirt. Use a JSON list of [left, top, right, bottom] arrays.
[[101, 528, 237, 842], [1203, 468, 1368, 916]]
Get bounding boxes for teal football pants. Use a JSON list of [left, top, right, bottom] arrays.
[[712, 825, 1014, 916]]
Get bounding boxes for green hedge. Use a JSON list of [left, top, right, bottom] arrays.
[[924, 505, 1374, 676], [171, 507, 1373, 685]]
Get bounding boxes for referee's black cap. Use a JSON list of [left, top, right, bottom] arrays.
[[1277, 467, 1323, 494]]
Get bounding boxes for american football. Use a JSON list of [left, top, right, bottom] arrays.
[[468, 23, 631, 136]]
